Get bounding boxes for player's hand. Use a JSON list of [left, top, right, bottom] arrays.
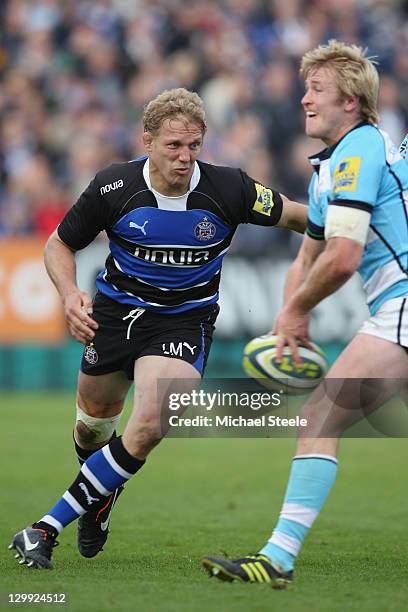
[[63, 291, 98, 344], [272, 305, 311, 367]]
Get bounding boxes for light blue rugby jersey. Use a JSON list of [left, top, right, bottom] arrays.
[[307, 123, 408, 314]]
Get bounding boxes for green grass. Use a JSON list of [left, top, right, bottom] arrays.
[[1, 393, 408, 611]]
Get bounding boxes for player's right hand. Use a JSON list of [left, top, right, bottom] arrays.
[[271, 305, 311, 367], [63, 291, 99, 344]]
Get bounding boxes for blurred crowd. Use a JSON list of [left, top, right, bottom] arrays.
[[1, 0, 408, 256]]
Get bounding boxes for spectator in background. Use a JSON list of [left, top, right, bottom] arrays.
[[378, 74, 406, 144], [1, 0, 407, 255]]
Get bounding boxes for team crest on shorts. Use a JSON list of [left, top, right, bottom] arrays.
[[84, 342, 98, 365], [195, 217, 216, 241]]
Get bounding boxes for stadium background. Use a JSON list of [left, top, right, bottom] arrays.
[[2, 3, 408, 610], [2, 0, 407, 389]]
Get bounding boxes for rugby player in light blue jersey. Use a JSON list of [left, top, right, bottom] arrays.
[[9, 88, 307, 569], [203, 40, 408, 588]]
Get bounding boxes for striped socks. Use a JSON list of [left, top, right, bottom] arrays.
[[35, 436, 144, 535], [73, 431, 117, 465], [74, 437, 98, 466], [260, 454, 338, 572]]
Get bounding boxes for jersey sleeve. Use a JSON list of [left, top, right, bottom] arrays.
[[306, 173, 325, 240], [57, 175, 111, 250], [236, 170, 283, 226], [329, 131, 383, 211]]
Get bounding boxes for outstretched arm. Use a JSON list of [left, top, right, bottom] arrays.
[[276, 195, 308, 234], [44, 230, 98, 344]]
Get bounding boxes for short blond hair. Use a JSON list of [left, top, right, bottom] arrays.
[[300, 39, 379, 125], [143, 88, 207, 135]]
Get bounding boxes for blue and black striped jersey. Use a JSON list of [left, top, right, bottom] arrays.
[[58, 158, 283, 313]]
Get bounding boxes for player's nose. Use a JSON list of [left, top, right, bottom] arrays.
[[178, 147, 191, 162], [301, 90, 312, 106]]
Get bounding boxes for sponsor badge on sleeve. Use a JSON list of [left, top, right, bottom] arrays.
[[253, 183, 274, 216]]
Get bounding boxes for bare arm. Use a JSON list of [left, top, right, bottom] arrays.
[[44, 230, 98, 343], [274, 236, 362, 364], [287, 237, 363, 313], [45, 230, 79, 300], [282, 233, 325, 304], [276, 195, 308, 234]]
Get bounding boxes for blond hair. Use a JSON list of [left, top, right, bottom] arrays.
[[143, 88, 207, 135], [300, 39, 379, 125]]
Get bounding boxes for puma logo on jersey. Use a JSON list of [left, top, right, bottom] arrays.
[[79, 482, 100, 506], [129, 220, 149, 236], [100, 179, 124, 195]]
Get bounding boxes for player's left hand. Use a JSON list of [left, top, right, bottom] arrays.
[[272, 305, 312, 367]]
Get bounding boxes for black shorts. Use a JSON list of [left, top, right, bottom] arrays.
[[80, 293, 219, 379]]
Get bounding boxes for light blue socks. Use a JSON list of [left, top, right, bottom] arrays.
[[260, 454, 338, 571]]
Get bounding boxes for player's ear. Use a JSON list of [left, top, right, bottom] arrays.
[[344, 95, 360, 114], [143, 131, 153, 152]]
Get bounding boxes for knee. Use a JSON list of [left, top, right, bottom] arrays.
[[75, 419, 99, 443], [75, 404, 122, 446]]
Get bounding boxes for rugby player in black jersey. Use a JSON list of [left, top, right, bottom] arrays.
[[9, 88, 307, 569]]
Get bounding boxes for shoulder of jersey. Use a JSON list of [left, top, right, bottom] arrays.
[[198, 159, 243, 181], [197, 160, 247, 202], [338, 123, 383, 152], [95, 159, 145, 187]]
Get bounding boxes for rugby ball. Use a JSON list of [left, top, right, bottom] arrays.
[[242, 334, 328, 395]]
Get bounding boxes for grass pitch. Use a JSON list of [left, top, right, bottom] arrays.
[[1, 392, 408, 611]]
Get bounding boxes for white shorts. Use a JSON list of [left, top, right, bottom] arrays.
[[359, 297, 408, 348]]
